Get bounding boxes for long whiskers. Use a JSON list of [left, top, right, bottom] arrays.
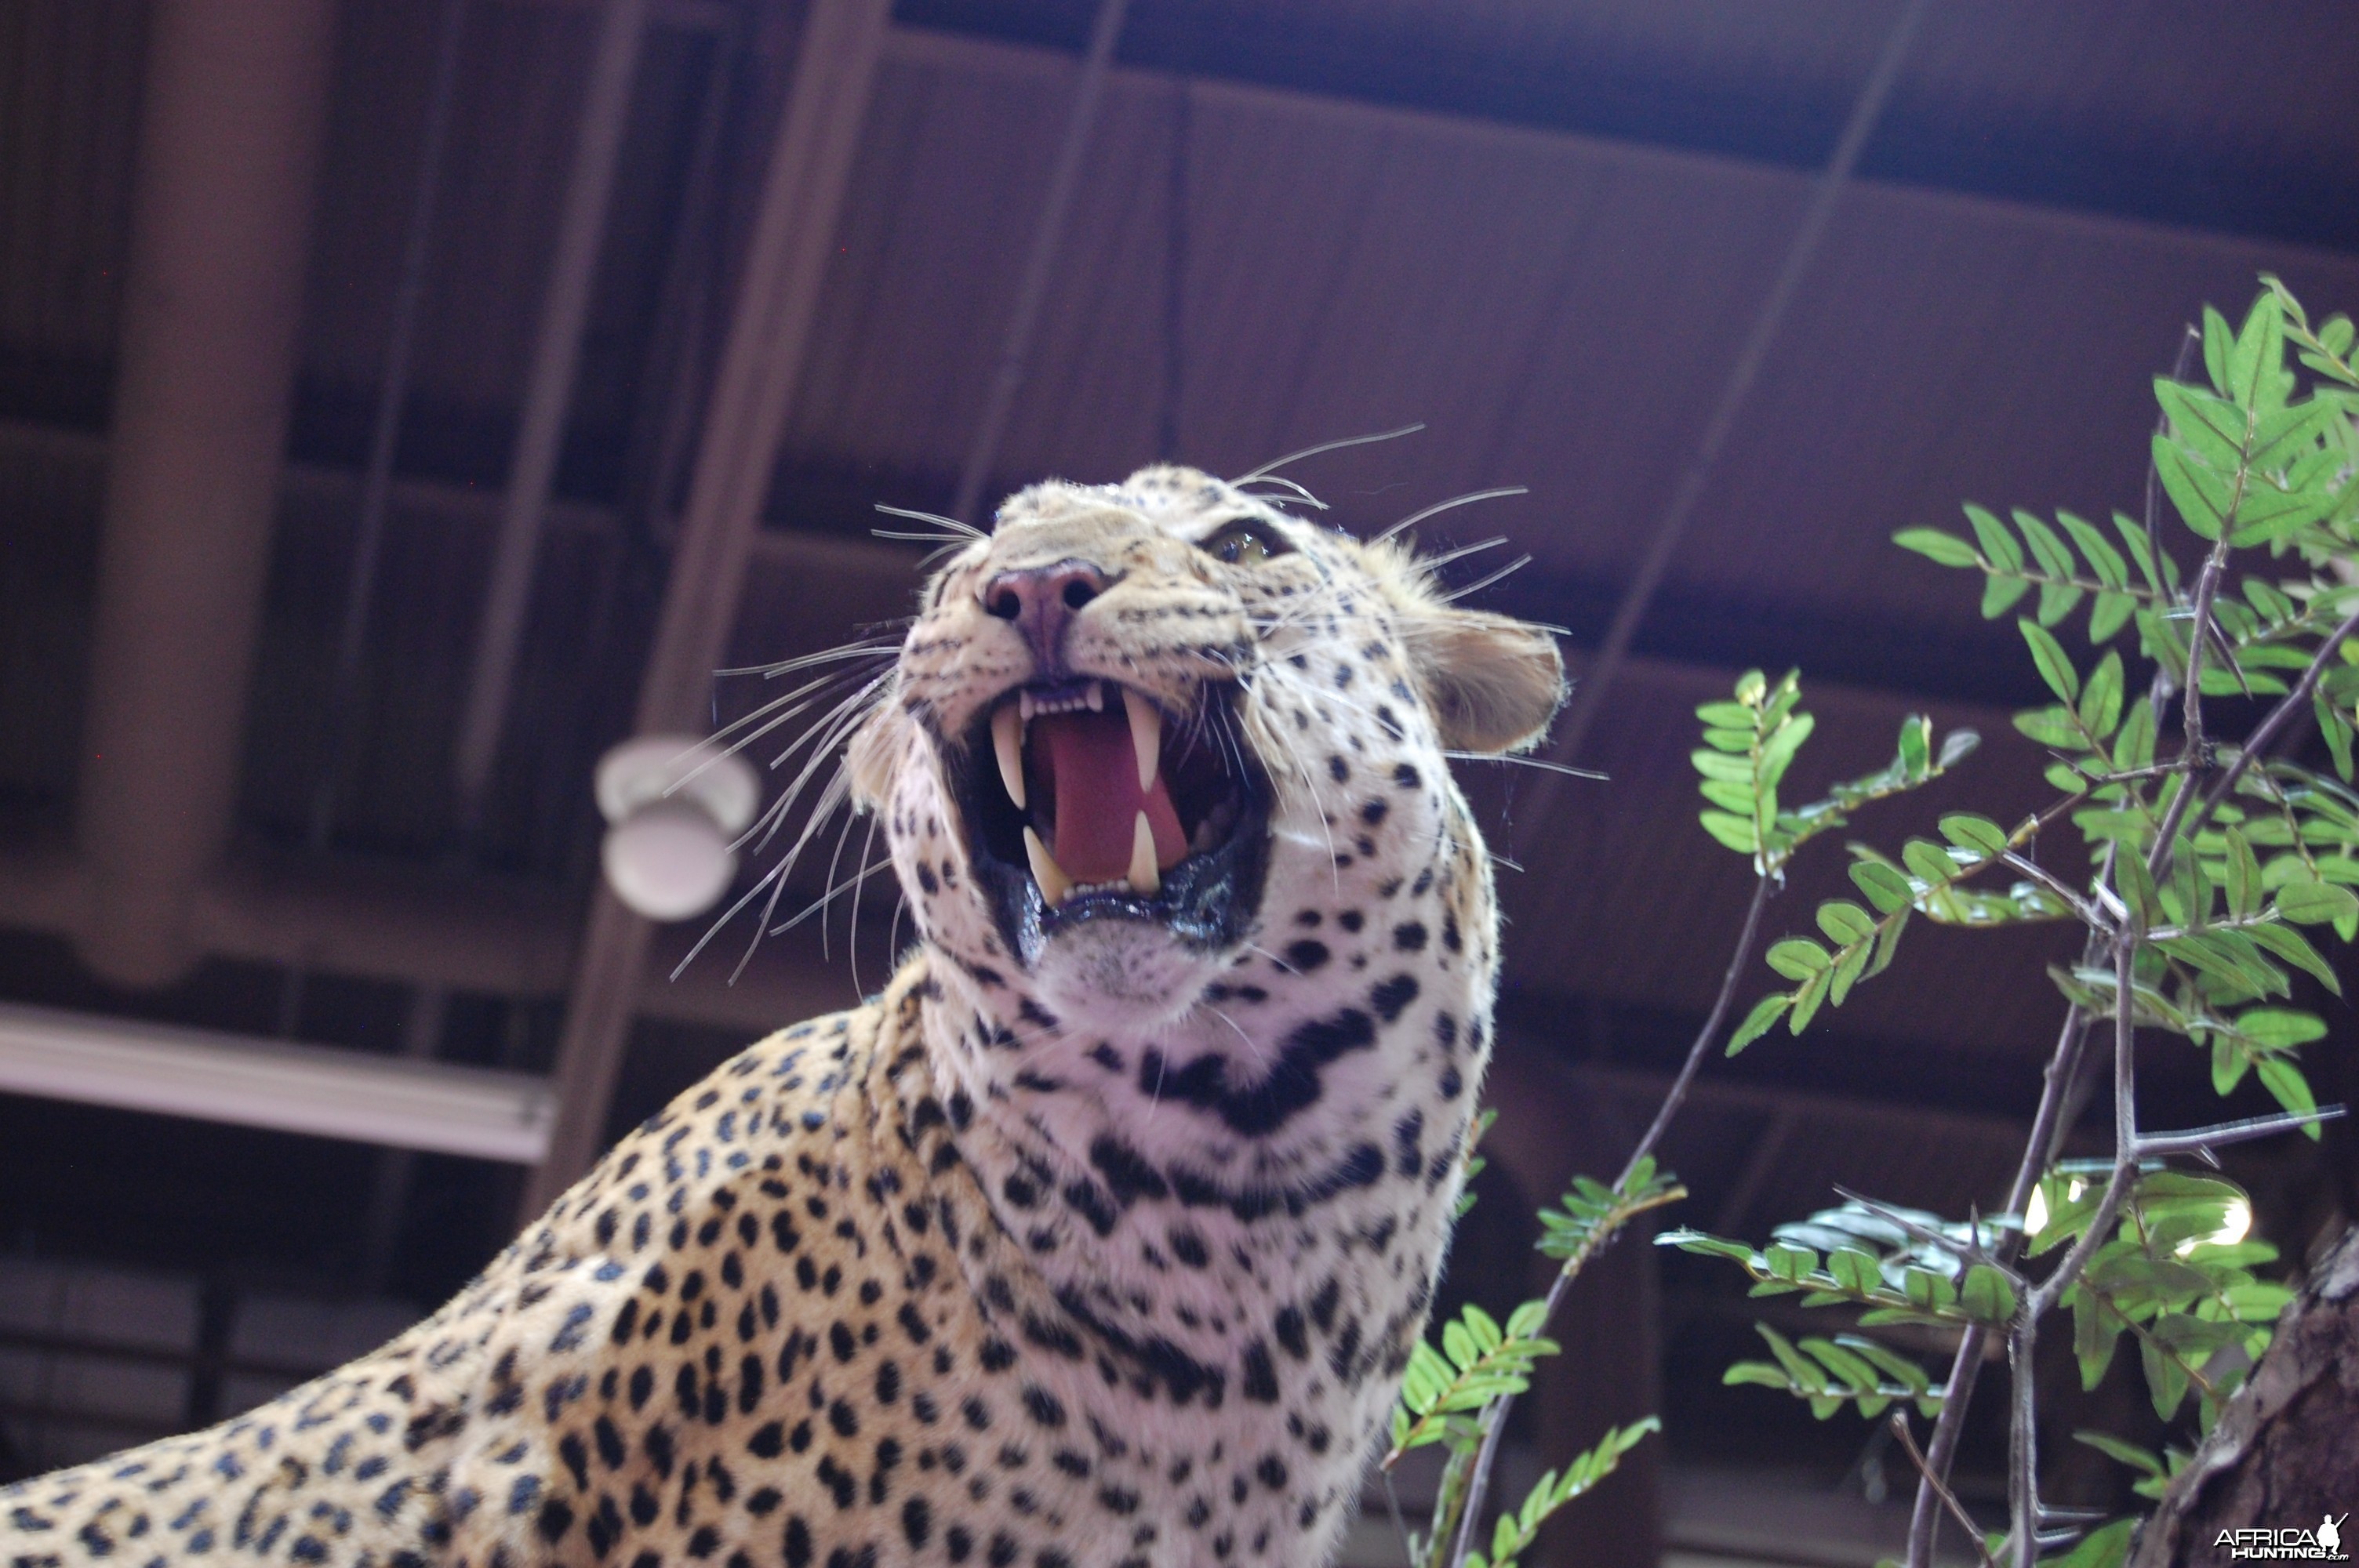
[[874, 503, 985, 539], [1439, 554, 1532, 602], [1231, 475, 1328, 510], [1231, 422, 1425, 485], [1373, 486, 1527, 545]]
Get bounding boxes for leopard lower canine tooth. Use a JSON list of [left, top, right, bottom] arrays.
[[1129, 811, 1159, 895], [1023, 826, 1073, 907], [992, 704, 1025, 809], [1121, 686, 1161, 792]]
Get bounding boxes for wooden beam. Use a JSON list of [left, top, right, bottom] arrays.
[[522, 0, 894, 1218]]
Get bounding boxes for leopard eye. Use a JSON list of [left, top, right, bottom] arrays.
[[1201, 521, 1289, 565]]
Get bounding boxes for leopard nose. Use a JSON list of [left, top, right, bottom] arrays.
[[980, 560, 1110, 675]]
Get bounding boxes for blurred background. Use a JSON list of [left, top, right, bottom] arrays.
[[2, 1, 2357, 1563]]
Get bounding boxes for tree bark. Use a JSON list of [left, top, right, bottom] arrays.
[[2128, 1224, 2359, 1568]]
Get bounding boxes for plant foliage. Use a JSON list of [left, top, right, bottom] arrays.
[[1388, 281, 2355, 1568]]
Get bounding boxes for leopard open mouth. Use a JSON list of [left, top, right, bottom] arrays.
[[953, 677, 1270, 966]]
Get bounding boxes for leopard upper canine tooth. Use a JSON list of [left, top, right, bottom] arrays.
[[991, 703, 1025, 810], [1128, 810, 1159, 895], [1121, 686, 1160, 792], [1023, 826, 1072, 907]]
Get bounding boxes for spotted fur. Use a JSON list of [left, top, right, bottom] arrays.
[[2, 466, 1564, 1568]]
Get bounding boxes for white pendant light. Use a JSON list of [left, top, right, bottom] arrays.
[[594, 735, 761, 921]]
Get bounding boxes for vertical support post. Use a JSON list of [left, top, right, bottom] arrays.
[[75, 0, 339, 987]]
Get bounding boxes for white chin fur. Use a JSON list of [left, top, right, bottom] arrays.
[[1030, 919, 1227, 1033]]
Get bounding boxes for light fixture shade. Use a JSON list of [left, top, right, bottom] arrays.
[[594, 735, 761, 921], [600, 797, 739, 921]]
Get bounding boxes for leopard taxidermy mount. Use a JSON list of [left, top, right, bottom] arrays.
[[1, 463, 1565, 1568]]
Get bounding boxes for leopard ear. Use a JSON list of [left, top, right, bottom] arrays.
[[1401, 608, 1566, 755]]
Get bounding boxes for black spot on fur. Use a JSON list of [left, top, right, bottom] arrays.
[[1240, 1341, 1279, 1403], [1371, 973, 1419, 1022]]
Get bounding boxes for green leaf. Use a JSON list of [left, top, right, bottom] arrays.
[[1850, 860, 1915, 915], [2118, 852, 2165, 927], [1699, 811, 1758, 855], [1938, 814, 2010, 861], [2152, 431, 2228, 540], [2019, 619, 2081, 702], [2057, 510, 2128, 589], [1766, 938, 1832, 980], [1692, 749, 1753, 782], [2228, 290, 2284, 408], [2274, 881, 2359, 925], [2115, 699, 2158, 769], [2223, 828, 2263, 918], [1960, 1265, 2018, 1323], [2212, 1033, 2250, 1094], [2234, 1008, 2325, 1049], [2049, 1520, 2135, 1568], [2074, 1287, 2118, 1390], [2201, 304, 2235, 394], [1788, 965, 1832, 1033], [2078, 650, 2125, 739], [2014, 706, 2086, 750], [1892, 528, 1979, 568], [2073, 1431, 2164, 1478], [2154, 379, 2247, 470], [1725, 993, 1792, 1056], [2315, 688, 2354, 782], [2015, 509, 2075, 577], [2254, 1058, 2321, 1137], [1898, 840, 1958, 887], [2245, 922, 2342, 996], [1964, 504, 2022, 571], [1982, 572, 2031, 618], [1816, 900, 1877, 946], [2090, 590, 2137, 643], [1698, 779, 1755, 815]]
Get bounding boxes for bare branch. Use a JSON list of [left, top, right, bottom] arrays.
[[1446, 872, 1776, 1563], [2190, 601, 2359, 835], [2134, 1105, 2346, 1160], [1891, 1414, 2000, 1568]]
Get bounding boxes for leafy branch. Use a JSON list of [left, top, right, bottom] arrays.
[[1656, 285, 2359, 1568]]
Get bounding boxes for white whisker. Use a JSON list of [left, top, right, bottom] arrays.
[[1231, 423, 1425, 485], [874, 503, 984, 539], [1373, 487, 1527, 545], [1234, 475, 1329, 510], [1439, 554, 1531, 602], [1445, 750, 1607, 781]]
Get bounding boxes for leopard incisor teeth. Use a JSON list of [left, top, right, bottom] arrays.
[[1085, 680, 1104, 712], [1121, 686, 1160, 792], [1129, 811, 1159, 895], [1023, 826, 1072, 907], [991, 703, 1025, 810]]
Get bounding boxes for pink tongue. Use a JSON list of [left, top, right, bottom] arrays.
[[1034, 710, 1185, 884]]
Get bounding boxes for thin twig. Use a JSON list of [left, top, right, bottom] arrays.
[[1382, 1468, 1418, 1568], [2134, 1105, 2346, 1160], [1891, 1414, 1999, 1568], [1445, 874, 1774, 1565], [2000, 851, 2114, 931], [1829, 1187, 2019, 1279], [1905, 1001, 2093, 1567], [2190, 601, 2359, 832], [2150, 539, 2237, 861]]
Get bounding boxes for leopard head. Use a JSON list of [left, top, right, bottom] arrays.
[[847, 465, 1563, 1044]]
